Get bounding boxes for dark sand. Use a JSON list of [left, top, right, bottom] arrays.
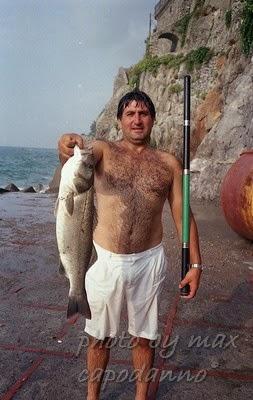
[[0, 193, 252, 399]]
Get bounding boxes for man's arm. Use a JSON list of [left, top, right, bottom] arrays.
[[58, 133, 104, 166], [167, 155, 202, 299]]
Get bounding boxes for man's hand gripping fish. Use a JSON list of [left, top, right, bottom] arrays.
[[55, 145, 94, 320]]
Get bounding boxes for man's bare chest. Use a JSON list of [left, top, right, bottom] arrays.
[[97, 147, 173, 199]]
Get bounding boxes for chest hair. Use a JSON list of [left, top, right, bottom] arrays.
[[102, 143, 173, 199]]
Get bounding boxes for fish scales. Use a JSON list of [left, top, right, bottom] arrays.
[[55, 145, 95, 320]]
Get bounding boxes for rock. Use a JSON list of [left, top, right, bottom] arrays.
[[46, 164, 62, 194], [190, 158, 209, 173], [35, 183, 44, 192], [96, 67, 130, 139], [0, 188, 9, 194], [206, 0, 230, 9], [22, 186, 36, 193], [113, 67, 129, 93], [191, 88, 223, 155], [191, 63, 253, 200], [5, 183, 19, 192]]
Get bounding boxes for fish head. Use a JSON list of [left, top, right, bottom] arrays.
[[59, 146, 94, 194], [73, 147, 94, 192]]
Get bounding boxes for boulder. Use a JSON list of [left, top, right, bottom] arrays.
[[22, 186, 36, 193], [0, 188, 9, 194], [5, 183, 19, 192], [46, 164, 62, 194], [35, 183, 44, 192]]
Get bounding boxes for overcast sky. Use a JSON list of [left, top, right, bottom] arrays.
[[0, 0, 156, 148]]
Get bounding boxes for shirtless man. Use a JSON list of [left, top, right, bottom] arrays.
[[58, 90, 202, 400]]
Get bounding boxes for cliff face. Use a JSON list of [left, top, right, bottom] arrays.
[[95, 0, 253, 200]]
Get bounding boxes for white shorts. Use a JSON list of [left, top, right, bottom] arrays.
[[84, 241, 168, 341]]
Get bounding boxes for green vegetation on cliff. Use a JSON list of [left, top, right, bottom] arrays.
[[240, 0, 253, 56], [185, 47, 213, 71], [168, 83, 183, 94], [225, 9, 232, 29], [174, 0, 206, 47], [128, 54, 184, 88], [174, 13, 192, 47], [128, 47, 213, 88]]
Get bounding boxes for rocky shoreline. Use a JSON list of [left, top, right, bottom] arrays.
[[0, 164, 62, 195], [0, 183, 37, 194]]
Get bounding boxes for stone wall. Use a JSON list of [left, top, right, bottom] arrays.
[[151, 0, 192, 54], [150, 0, 242, 56]]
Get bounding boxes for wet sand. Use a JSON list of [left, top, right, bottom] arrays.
[[0, 192, 252, 399]]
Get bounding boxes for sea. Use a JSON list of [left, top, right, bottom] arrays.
[[0, 146, 59, 192]]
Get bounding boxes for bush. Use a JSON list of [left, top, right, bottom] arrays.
[[158, 54, 185, 69], [240, 0, 253, 56], [168, 83, 183, 94], [174, 13, 192, 47], [128, 48, 213, 88], [185, 47, 213, 71], [128, 54, 184, 88], [225, 9, 232, 29]]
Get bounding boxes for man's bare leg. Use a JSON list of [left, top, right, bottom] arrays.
[[87, 336, 111, 400], [131, 337, 155, 400]]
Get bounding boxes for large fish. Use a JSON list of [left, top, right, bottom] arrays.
[[55, 145, 95, 320]]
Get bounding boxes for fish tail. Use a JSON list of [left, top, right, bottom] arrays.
[[67, 295, 91, 320]]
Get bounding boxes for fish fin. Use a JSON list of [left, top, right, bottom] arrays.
[[58, 259, 66, 276], [73, 177, 92, 193], [67, 295, 92, 320], [65, 193, 74, 216], [54, 198, 59, 217]]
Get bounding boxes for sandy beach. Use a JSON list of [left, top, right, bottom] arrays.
[[0, 192, 252, 399]]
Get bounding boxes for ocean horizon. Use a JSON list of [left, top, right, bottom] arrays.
[[0, 144, 57, 151], [0, 146, 59, 191]]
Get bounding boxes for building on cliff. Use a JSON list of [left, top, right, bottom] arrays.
[[151, 0, 192, 55], [150, 0, 232, 56]]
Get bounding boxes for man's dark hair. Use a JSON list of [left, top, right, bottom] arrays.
[[117, 90, 156, 120]]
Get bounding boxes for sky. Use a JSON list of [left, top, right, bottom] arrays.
[[0, 0, 156, 149]]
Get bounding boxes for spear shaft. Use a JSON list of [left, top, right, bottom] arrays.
[[181, 75, 191, 296]]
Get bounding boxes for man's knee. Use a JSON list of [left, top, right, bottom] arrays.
[[88, 335, 113, 349], [131, 336, 154, 348]]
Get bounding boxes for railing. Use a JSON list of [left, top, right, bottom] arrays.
[[154, 0, 171, 19]]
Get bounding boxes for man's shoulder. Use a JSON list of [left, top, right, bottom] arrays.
[[90, 138, 109, 147], [154, 149, 182, 171], [86, 139, 110, 163], [90, 139, 122, 163], [91, 138, 120, 150]]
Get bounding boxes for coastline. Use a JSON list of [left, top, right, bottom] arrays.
[[0, 146, 59, 193]]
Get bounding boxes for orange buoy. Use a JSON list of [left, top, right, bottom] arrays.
[[220, 150, 253, 241]]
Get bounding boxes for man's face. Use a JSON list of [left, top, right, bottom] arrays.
[[118, 100, 154, 144]]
